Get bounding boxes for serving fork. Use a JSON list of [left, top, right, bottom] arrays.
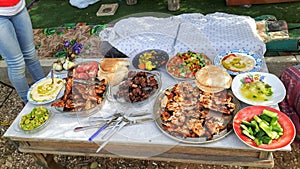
[[88, 113, 123, 142], [74, 112, 152, 132], [95, 115, 153, 153]]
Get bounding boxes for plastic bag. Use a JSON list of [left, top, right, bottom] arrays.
[[69, 0, 101, 9]]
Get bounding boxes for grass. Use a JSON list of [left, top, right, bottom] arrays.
[[27, 0, 300, 29]]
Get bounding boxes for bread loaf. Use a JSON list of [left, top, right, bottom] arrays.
[[98, 58, 130, 86], [100, 58, 130, 73]]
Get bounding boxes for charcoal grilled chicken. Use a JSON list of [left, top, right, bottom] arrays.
[[52, 77, 107, 112], [52, 61, 107, 112], [116, 71, 159, 103], [160, 82, 236, 140]]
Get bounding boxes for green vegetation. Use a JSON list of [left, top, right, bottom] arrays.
[[27, 0, 300, 29]]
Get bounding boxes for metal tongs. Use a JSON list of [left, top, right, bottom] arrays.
[[51, 69, 54, 85], [77, 111, 152, 153], [74, 111, 150, 132]]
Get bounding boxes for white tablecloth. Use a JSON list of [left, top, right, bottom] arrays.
[[99, 12, 266, 60]]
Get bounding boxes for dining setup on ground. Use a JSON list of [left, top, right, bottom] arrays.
[[3, 13, 296, 168]]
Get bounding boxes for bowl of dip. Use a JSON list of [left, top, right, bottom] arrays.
[[214, 49, 263, 76], [27, 77, 65, 105]]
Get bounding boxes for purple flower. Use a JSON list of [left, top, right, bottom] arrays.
[[64, 41, 71, 47], [72, 42, 83, 54], [73, 49, 80, 54]]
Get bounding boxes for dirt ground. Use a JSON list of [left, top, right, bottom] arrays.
[[0, 80, 300, 169]]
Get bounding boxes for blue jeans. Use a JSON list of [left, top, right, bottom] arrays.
[[0, 8, 45, 104]]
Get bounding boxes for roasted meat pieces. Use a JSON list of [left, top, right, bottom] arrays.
[[52, 77, 107, 112], [116, 71, 159, 103], [160, 82, 236, 140], [52, 61, 107, 112]]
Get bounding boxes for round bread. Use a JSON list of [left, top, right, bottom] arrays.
[[195, 65, 232, 92], [195, 79, 225, 93], [98, 58, 130, 86], [100, 58, 130, 73]]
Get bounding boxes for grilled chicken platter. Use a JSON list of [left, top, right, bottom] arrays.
[[154, 81, 240, 143]]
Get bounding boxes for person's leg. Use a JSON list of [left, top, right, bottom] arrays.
[[11, 8, 45, 81], [0, 16, 29, 103]]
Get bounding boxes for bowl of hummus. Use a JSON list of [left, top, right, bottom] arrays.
[[221, 53, 255, 72], [214, 49, 263, 76], [27, 77, 65, 105]]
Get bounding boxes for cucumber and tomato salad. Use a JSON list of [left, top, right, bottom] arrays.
[[167, 51, 210, 79]]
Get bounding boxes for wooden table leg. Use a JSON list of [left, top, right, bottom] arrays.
[[258, 151, 270, 159], [32, 153, 65, 169]]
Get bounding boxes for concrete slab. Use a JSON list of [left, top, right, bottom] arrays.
[[265, 55, 299, 77], [0, 59, 55, 86]]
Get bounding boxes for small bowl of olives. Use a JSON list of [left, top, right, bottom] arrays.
[[19, 106, 53, 133]]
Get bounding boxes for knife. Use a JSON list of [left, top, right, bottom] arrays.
[[88, 115, 121, 142]]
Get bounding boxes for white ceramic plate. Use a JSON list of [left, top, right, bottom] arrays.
[[214, 49, 263, 75], [27, 77, 65, 105], [231, 72, 286, 106]]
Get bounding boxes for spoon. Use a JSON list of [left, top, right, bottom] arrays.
[[51, 69, 54, 85], [44, 69, 55, 91]]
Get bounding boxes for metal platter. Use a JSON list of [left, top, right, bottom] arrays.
[[153, 82, 241, 144]]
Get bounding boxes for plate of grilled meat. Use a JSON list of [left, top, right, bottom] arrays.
[[51, 61, 108, 117], [153, 81, 240, 143]]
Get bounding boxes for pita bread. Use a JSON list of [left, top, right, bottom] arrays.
[[98, 58, 130, 86], [195, 80, 225, 93], [195, 65, 232, 92]]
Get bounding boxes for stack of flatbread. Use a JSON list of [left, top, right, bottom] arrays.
[[97, 58, 130, 86], [195, 65, 232, 93]]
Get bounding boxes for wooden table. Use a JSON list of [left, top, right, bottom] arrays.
[[3, 60, 290, 169]]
